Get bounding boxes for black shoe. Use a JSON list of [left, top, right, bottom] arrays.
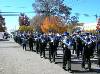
[[99, 65, 100, 67], [49, 59, 52, 62], [82, 66, 85, 69], [53, 60, 55, 62], [68, 70, 72, 73], [89, 68, 92, 71], [63, 67, 66, 70], [40, 56, 43, 58], [68, 68, 71, 71], [37, 52, 39, 54]]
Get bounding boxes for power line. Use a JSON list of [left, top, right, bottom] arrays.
[[1, 14, 19, 16], [0, 11, 34, 13], [0, 11, 35, 16]]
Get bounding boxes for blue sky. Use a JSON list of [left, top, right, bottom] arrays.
[[0, 0, 100, 32]]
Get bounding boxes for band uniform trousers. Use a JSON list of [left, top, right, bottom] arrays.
[[63, 47, 71, 71]]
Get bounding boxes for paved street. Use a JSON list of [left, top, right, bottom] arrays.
[[0, 39, 100, 74], [0, 39, 71, 74]]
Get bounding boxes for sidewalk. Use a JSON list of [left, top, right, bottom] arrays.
[[0, 39, 71, 74]]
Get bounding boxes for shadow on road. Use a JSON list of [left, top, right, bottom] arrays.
[[25, 49, 36, 52], [71, 68, 100, 73]]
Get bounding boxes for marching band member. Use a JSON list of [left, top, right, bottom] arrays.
[[62, 32, 72, 72], [39, 33, 48, 58], [81, 35, 93, 71]]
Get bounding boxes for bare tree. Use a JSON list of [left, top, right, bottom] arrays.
[[30, 15, 45, 32], [19, 13, 30, 26], [32, 0, 72, 23], [67, 16, 79, 25]]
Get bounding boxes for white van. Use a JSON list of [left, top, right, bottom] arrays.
[[0, 32, 4, 40]]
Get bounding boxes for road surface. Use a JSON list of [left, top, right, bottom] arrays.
[[0, 39, 71, 74]]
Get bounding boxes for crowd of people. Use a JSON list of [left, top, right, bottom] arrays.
[[13, 31, 100, 73]]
